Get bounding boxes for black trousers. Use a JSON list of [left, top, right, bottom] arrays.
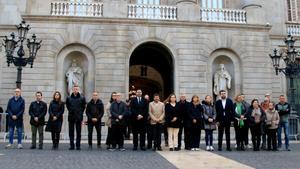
[[152, 123, 163, 148], [69, 120, 82, 148], [111, 123, 124, 148], [106, 127, 113, 146], [132, 122, 146, 148], [234, 126, 248, 148], [184, 126, 191, 149], [177, 124, 183, 149], [88, 122, 101, 146], [190, 127, 201, 148], [51, 131, 60, 146], [261, 124, 267, 149], [218, 125, 231, 149], [267, 128, 277, 150], [250, 125, 262, 151], [146, 123, 153, 149], [245, 126, 249, 145], [164, 124, 168, 145]]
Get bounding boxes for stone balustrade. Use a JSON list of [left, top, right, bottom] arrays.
[[200, 8, 247, 24], [287, 22, 300, 36], [50, 1, 103, 17], [127, 4, 177, 20]]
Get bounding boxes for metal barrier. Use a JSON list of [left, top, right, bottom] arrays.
[[289, 114, 300, 140]]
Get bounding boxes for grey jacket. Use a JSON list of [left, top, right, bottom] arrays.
[[202, 101, 216, 130]]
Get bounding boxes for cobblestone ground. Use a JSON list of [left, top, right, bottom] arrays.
[[0, 142, 299, 169], [204, 143, 300, 169], [0, 143, 177, 169]]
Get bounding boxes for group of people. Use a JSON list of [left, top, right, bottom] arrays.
[[3, 86, 291, 152]]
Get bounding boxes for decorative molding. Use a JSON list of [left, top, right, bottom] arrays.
[[21, 15, 271, 31]]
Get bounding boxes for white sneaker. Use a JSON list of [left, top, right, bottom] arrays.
[[234, 144, 237, 148], [246, 144, 252, 149], [210, 146, 214, 151], [195, 148, 200, 151], [5, 144, 12, 149], [191, 148, 195, 151], [17, 144, 23, 149], [206, 146, 210, 151]]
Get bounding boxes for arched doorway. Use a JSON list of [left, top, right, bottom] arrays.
[[129, 42, 174, 100]]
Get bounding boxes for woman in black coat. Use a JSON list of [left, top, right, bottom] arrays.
[[165, 94, 181, 151], [187, 95, 204, 151], [46, 91, 65, 150], [246, 99, 266, 151]]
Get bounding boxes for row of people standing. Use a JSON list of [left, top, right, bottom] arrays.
[[5, 86, 104, 150], [4, 87, 291, 152]]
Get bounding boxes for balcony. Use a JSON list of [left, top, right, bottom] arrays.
[[50, 1, 103, 17], [287, 22, 300, 36], [128, 4, 177, 20], [200, 8, 247, 24]]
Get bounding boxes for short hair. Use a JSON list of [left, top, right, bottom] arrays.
[[234, 94, 242, 102], [36, 91, 42, 96], [153, 93, 160, 97], [279, 95, 285, 98], [205, 95, 211, 99], [73, 85, 79, 88], [219, 90, 226, 94]]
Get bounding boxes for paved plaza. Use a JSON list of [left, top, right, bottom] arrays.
[[0, 141, 299, 169]]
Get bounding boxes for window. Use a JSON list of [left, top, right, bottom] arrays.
[[137, 0, 160, 5], [201, 0, 224, 22], [201, 0, 223, 9], [69, 0, 92, 16], [287, 0, 300, 22], [136, 0, 161, 19]]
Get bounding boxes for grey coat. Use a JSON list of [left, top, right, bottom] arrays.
[[202, 101, 216, 130]]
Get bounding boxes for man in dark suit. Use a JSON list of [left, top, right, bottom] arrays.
[[130, 89, 148, 151], [215, 90, 234, 151]]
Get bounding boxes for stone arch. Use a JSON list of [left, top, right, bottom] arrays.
[[126, 38, 177, 99], [207, 48, 242, 99], [55, 43, 95, 100]]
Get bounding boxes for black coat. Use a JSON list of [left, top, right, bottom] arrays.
[[110, 101, 128, 126], [66, 93, 86, 122], [178, 100, 189, 127], [29, 101, 47, 126], [46, 101, 65, 133], [130, 97, 148, 124], [165, 103, 181, 128], [187, 103, 204, 129], [215, 98, 234, 127], [246, 107, 266, 128], [86, 99, 104, 124]]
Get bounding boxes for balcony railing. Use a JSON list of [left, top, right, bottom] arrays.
[[200, 8, 246, 24], [128, 4, 177, 20], [50, 1, 103, 17], [287, 22, 300, 36]]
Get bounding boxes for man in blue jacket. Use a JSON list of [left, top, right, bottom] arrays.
[[5, 88, 25, 149]]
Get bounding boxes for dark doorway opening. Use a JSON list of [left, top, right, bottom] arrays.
[[129, 42, 174, 100]]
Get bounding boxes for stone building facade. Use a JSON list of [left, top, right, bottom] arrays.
[[0, 0, 298, 133]]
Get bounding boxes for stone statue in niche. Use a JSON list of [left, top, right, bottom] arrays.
[[66, 60, 84, 95], [213, 63, 232, 96]]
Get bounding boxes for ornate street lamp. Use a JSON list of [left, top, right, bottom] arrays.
[[269, 34, 300, 112], [2, 20, 42, 89]]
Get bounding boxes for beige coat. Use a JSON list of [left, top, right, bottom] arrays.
[[105, 102, 112, 128], [265, 109, 280, 129], [148, 101, 165, 125]]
